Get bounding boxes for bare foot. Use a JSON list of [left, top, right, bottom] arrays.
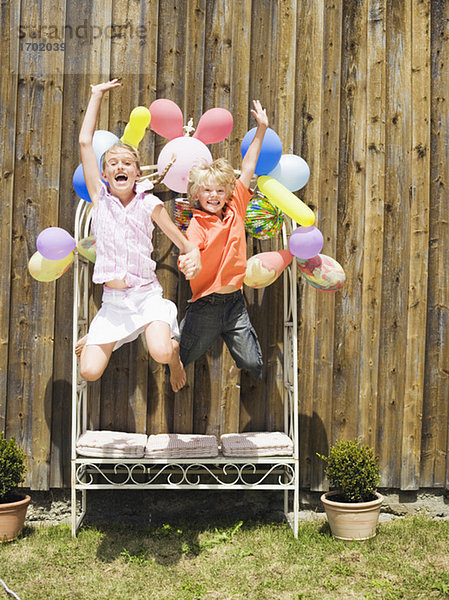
[[75, 335, 87, 358], [168, 340, 186, 392]]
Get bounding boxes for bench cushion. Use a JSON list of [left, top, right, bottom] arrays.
[[220, 432, 293, 457], [144, 433, 218, 458], [76, 430, 147, 458]]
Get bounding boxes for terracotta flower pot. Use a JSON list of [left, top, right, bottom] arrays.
[[0, 494, 31, 542], [321, 490, 383, 541]]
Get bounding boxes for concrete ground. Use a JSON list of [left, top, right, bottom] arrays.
[[24, 488, 449, 528]]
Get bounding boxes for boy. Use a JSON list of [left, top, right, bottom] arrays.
[[178, 100, 268, 380]]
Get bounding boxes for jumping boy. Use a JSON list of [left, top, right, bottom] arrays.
[[178, 100, 268, 380]]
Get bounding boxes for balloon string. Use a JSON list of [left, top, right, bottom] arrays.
[[138, 155, 177, 185]]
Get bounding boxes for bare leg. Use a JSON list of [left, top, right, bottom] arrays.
[[144, 321, 186, 392], [79, 341, 115, 381], [75, 335, 87, 358]]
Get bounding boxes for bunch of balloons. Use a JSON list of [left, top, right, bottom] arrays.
[[28, 227, 76, 282], [150, 99, 233, 193], [240, 126, 345, 293]]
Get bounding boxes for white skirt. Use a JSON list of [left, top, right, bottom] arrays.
[[86, 282, 179, 351]]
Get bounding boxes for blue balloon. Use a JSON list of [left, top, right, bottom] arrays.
[[241, 127, 282, 175], [72, 164, 91, 202]]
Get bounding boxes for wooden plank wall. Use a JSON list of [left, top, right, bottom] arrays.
[[0, 0, 447, 492]]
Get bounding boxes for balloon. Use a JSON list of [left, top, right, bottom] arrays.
[[268, 154, 310, 192], [157, 137, 212, 193], [257, 176, 315, 226], [241, 127, 282, 175], [77, 235, 96, 263], [92, 130, 119, 161], [37, 227, 76, 261], [174, 198, 193, 232], [121, 106, 151, 148], [245, 193, 283, 239], [193, 108, 233, 144], [297, 254, 345, 293], [28, 250, 74, 282], [149, 99, 184, 140], [73, 164, 91, 202], [289, 225, 323, 259], [128, 106, 151, 129], [244, 250, 293, 289]]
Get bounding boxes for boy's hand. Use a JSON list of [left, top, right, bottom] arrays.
[[250, 99, 268, 130], [178, 247, 201, 280], [90, 79, 121, 96]]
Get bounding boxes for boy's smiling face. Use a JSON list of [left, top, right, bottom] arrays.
[[194, 180, 230, 219]]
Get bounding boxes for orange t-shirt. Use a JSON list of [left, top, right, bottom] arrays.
[[186, 179, 252, 302]]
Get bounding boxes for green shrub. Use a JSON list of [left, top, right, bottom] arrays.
[[0, 432, 26, 502], [317, 439, 380, 503]]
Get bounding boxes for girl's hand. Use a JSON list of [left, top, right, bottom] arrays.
[[90, 79, 121, 96], [178, 248, 201, 280], [250, 99, 268, 130]]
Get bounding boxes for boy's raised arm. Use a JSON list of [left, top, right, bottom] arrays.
[[239, 100, 269, 189], [79, 79, 121, 205]]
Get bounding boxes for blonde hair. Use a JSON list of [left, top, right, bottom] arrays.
[[187, 158, 236, 208], [102, 141, 141, 172]]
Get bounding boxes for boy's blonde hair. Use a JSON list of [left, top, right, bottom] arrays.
[[102, 141, 141, 172], [187, 157, 236, 208]]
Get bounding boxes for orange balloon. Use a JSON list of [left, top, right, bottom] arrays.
[[244, 250, 293, 289]]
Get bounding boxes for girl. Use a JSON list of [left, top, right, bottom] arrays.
[[76, 79, 200, 392]]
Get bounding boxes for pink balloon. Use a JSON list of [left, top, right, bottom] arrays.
[[149, 99, 184, 140], [36, 227, 76, 260], [157, 137, 213, 193], [288, 226, 324, 259], [193, 108, 233, 144]]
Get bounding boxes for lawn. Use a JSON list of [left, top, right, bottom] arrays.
[[1, 515, 449, 599]]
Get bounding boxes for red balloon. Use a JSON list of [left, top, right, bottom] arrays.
[[149, 99, 184, 140], [193, 108, 233, 144]]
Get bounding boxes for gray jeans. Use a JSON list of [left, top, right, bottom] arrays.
[[179, 290, 263, 380]]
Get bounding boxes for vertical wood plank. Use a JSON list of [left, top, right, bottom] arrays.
[[377, 0, 411, 487], [7, 0, 66, 489], [421, 0, 449, 488], [295, 0, 324, 488], [0, 1, 20, 431], [358, 0, 386, 448], [310, 0, 343, 491], [400, 0, 431, 490]]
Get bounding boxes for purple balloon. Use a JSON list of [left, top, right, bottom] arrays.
[[288, 226, 324, 259], [37, 227, 76, 261]]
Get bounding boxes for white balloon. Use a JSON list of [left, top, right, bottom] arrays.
[[92, 130, 120, 162], [157, 137, 213, 193], [268, 154, 310, 192]]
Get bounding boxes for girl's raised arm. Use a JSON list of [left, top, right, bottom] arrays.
[[79, 79, 121, 206]]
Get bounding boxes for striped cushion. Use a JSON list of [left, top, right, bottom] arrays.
[[220, 432, 293, 457]]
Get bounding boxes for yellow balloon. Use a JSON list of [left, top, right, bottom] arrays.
[[129, 106, 151, 129], [257, 176, 315, 226], [121, 123, 143, 148], [121, 106, 151, 148], [28, 251, 74, 282]]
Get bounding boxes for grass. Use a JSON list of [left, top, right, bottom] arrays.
[[1, 515, 449, 599]]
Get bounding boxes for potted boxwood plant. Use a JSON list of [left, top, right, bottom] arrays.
[[0, 431, 30, 541], [318, 439, 383, 540]]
